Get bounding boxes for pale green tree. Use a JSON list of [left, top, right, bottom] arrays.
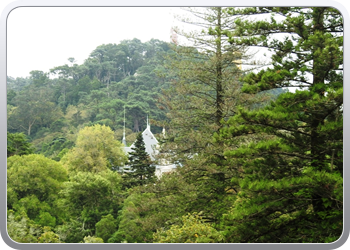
[[7, 154, 68, 205], [153, 212, 224, 243], [61, 124, 127, 173], [83, 236, 104, 243]]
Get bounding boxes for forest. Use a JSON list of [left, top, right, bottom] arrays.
[[6, 7, 343, 243]]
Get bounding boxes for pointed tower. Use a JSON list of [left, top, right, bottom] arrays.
[[146, 115, 150, 130], [122, 106, 127, 146]]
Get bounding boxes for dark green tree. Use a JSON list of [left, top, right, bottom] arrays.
[[159, 7, 257, 223], [58, 170, 123, 240], [124, 132, 155, 188], [7, 132, 34, 157], [95, 214, 117, 243], [218, 7, 343, 243]]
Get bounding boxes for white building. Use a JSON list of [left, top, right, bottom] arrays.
[[122, 117, 176, 178]]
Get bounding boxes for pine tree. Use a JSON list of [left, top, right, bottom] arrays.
[[218, 7, 343, 242], [124, 132, 155, 188], [158, 7, 261, 223], [161, 7, 249, 158]]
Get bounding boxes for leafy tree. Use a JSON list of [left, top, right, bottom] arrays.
[[123, 132, 155, 188], [110, 192, 152, 243], [95, 214, 117, 243], [61, 124, 127, 173], [7, 132, 34, 157], [37, 227, 60, 243], [83, 236, 104, 243], [12, 195, 53, 225], [218, 7, 343, 242], [7, 210, 42, 243], [39, 136, 75, 161], [55, 218, 91, 243], [7, 89, 17, 105], [111, 171, 200, 243], [7, 154, 68, 205], [7, 154, 68, 229], [59, 170, 123, 235], [7, 85, 63, 136], [7, 76, 31, 92], [29, 70, 50, 87], [153, 212, 224, 243]]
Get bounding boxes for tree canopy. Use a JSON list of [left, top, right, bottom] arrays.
[[216, 7, 343, 243], [62, 124, 127, 173]]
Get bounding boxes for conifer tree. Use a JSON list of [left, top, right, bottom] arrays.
[[218, 7, 343, 242], [124, 132, 155, 188], [159, 7, 259, 223]]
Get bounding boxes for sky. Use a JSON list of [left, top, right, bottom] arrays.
[[7, 7, 184, 78]]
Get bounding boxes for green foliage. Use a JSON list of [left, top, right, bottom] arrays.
[[39, 136, 74, 161], [7, 84, 63, 136], [7, 154, 68, 204], [7, 132, 34, 157], [217, 7, 343, 243], [123, 132, 155, 188], [55, 218, 91, 243], [37, 212, 57, 228], [95, 214, 117, 243], [111, 172, 200, 243], [7, 210, 42, 243], [6, 10, 343, 243], [110, 193, 146, 243], [37, 226, 60, 243], [59, 170, 123, 234], [12, 195, 49, 221], [153, 212, 224, 243], [62, 124, 127, 173], [83, 236, 104, 243]]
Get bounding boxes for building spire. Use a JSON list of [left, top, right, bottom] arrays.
[[122, 106, 127, 146], [147, 115, 150, 130]]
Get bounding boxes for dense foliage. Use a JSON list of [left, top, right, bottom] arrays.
[[122, 132, 156, 189], [7, 7, 343, 244], [217, 7, 343, 243]]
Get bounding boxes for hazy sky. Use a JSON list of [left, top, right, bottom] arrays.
[[7, 7, 184, 78]]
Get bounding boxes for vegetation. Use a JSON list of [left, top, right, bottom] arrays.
[[122, 132, 156, 189], [61, 124, 127, 173], [217, 7, 343, 243], [6, 7, 342, 244]]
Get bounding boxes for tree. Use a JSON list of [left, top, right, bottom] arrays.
[[95, 214, 117, 243], [7, 132, 34, 157], [83, 236, 104, 243], [123, 132, 155, 188], [37, 227, 60, 243], [7, 85, 63, 136], [218, 7, 343, 242], [153, 212, 224, 243], [7, 210, 41, 243], [161, 7, 247, 156], [110, 192, 153, 243], [111, 172, 199, 243], [29, 70, 49, 87], [59, 170, 123, 236], [61, 124, 127, 173], [159, 7, 256, 223], [7, 154, 68, 229], [7, 154, 68, 205]]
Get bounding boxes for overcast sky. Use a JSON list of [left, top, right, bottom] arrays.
[[7, 7, 187, 78]]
